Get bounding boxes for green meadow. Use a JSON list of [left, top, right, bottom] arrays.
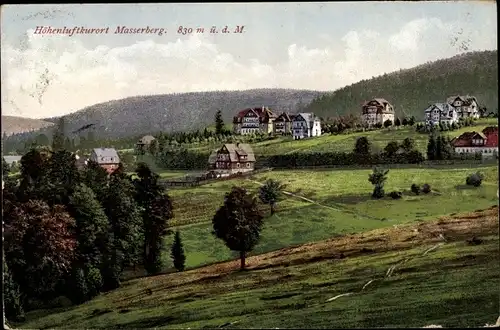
[[164, 165, 498, 269]]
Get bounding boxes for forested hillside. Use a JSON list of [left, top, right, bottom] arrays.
[[304, 50, 498, 120], [41, 89, 322, 139]]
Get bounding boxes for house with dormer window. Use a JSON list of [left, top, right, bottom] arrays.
[[424, 103, 459, 126], [451, 127, 498, 158], [207, 143, 256, 175], [90, 148, 120, 174], [446, 95, 480, 119], [291, 113, 322, 140], [232, 106, 277, 135]]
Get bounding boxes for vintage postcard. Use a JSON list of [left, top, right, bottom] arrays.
[[1, 2, 498, 329]]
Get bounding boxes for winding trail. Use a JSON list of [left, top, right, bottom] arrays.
[[246, 179, 382, 221]]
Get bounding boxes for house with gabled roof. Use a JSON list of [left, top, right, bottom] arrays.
[[361, 98, 395, 126], [90, 147, 120, 174], [273, 112, 295, 135], [424, 103, 459, 126], [451, 127, 498, 158], [291, 113, 322, 140], [208, 143, 256, 175], [446, 95, 480, 119], [232, 106, 277, 135]]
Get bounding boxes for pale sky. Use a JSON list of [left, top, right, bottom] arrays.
[[1, 2, 497, 119]]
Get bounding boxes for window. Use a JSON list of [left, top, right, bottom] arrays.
[[237, 163, 240, 168], [246, 163, 250, 168]]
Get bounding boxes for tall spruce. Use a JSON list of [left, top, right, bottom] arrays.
[[52, 117, 66, 151], [133, 163, 174, 275], [170, 231, 186, 272], [212, 187, 264, 270], [368, 167, 389, 199], [215, 110, 225, 135], [426, 134, 437, 160], [102, 171, 143, 290], [68, 183, 109, 302]]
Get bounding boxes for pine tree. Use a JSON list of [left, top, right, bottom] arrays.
[[258, 179, 286, 215], [215, 110, 225, 135], [133, 163, 174, 275], [170, 231, 186, 272], [368, 167, 389, 199], [101, 173, 143, 290], [68, 183, 109, 301], [426, 135, 437, 160], [52, 117, 66, 151], [3, 255, 25, 322]]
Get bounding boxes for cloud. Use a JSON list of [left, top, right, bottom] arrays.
[[1, 17, 496, 119]]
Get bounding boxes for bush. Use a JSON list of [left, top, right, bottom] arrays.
[[411, 183, 420, 195], [389, 191, 403, 199], [421, 184, 431, 194], [466, 172, 484, 187]]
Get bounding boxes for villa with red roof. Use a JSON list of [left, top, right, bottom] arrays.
[[232, 106, 277, 135], [451, 126, 498, 158]]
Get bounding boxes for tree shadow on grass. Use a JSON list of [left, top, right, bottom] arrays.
[[116, 315, 177, 329], [323, 194, 373, 205], [455, 184, 478, 190]]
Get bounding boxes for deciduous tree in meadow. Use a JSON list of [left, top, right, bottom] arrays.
[[212, 187, 264, 270]]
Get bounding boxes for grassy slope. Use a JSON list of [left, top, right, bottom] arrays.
[[164, 165, 498, 269], [184, 118, 498, 156], [18, 207, 499, 329]]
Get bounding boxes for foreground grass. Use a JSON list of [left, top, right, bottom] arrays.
[[18, 208, 499, 329]]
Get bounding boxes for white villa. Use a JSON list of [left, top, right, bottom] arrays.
[[424, 103, 459, 126], [361, 98, 395, 126], [446, 95, 480, 119], [291, 113, 322, 140]]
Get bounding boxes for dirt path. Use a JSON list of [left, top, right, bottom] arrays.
[[246, 178, 382, 221]]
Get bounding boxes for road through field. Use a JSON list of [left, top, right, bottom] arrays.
[[246, 178, 382, 221]]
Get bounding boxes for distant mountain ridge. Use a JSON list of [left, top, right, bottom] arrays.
[[3, 50, 497, 140], [40, 89, 323, 139], [1, 115, 54, 136]]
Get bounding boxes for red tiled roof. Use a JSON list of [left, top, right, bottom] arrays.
[[482, 126, 498, 135], [484, 130, 498, 147], [452, 130, 498, 148]]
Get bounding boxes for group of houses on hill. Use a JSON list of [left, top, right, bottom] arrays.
[[232, 106, 322, 140], [424, 95, 481, 127], [232, 98, 398, 136], [451, 126, 498, 159]]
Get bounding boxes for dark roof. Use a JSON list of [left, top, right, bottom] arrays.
[[208, 143, 256, 164], [446, 95, 477, 106], [233, 106, 277, 123], [424, 103, 454, 113], [275, 112, 293, 122], [363, 98, 392, 107]]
